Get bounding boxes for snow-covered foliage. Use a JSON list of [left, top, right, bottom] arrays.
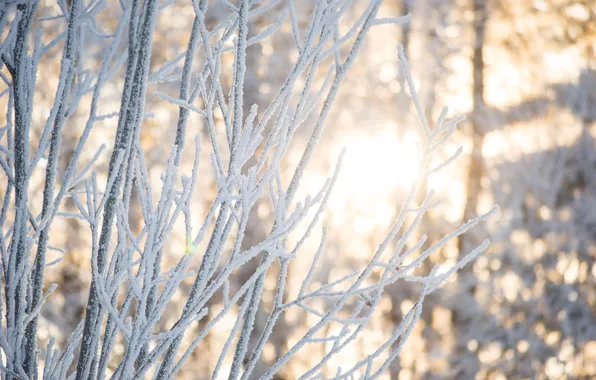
[[0, 1, 494, 378]]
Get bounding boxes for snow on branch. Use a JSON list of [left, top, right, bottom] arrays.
[[0, 1, 495, 379]]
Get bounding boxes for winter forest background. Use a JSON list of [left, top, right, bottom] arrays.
[[0, 0, 595, 379]]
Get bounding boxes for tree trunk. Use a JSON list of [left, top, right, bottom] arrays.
[[451, 1, 487, 377], [458, 0, 487, 264]]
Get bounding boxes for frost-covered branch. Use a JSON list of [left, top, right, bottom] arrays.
[[0, 1, 495, 379]]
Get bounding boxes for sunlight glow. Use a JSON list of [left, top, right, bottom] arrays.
[[334, 130, 420, 204]]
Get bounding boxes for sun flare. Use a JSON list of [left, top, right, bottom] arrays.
[[335, 130, 420, 202]]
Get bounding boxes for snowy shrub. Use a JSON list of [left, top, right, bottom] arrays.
[[448, 130, 596, 379], [0, 0, 495, 378]]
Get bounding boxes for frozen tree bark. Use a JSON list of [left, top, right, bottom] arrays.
[[24, 1, 81, 377], [4, 2, 37, 378], [76, 0, 160, 377]]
